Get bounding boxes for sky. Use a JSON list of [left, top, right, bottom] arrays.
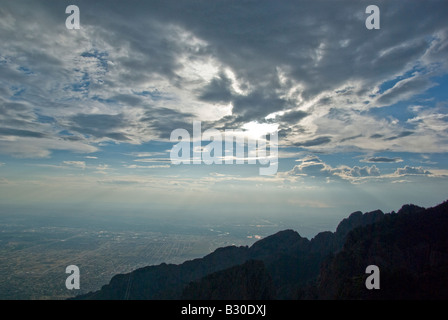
[[0, 0, 448, 229]]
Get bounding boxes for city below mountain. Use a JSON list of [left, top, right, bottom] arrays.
[[74, 199, 448, 300]]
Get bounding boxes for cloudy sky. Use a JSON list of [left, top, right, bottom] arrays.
[[1, 0, 448, 225]]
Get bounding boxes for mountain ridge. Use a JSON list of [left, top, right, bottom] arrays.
[[73, 200, 448, 300]]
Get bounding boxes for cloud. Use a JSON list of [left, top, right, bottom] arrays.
[[128, 152, 168, 158], [290, 156, 331, 177], [289, 155, 442, 184], [361, 157, 403, 163], [198, 72, 234, 104], [407, 103, 448, 141], [0, 137, 97, 158], [375, 74, 437, 107], [111, 94, 143, 107], [0, 128, 46, 138], [333, 165, 381, 180], [294, 136, 332, 147], [133, 158, 172, 164], [62, 161, 86, 170], [0, 0, 447, 160], [93, 164, 111, 174], [289, 155, 382, 183], [340, 134, 363, 143], [97, 179, 141, 186], [140, 107, 196, 139], [394, 165, 431, 176], [125, 164, 171, 169], [276, 110, 309, 124], [384, 131, 415, 141], [68, 113, 130, 141]]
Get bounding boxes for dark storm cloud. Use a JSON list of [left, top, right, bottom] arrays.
[[112, 94, 143, 107], [231, 91, 288, 122], [340, 134, 363, 143], [204, 115, 247, 132], [141, 107, 195, 139], [294, 136, 332, 147], [177, 0, 444, 94], [0, 128, 45, 138], [199, 72, 292, 123], [1, 0, 447, 156], [0, 100, 32, 121], [384, 131, 414, 141], [361, 157, 403, 163], [0, 98, 47, 135], [70, 113, 126, 130], [277, 110, 309, 124], [65, 2, 193, 87], [130, 0, 447, 131], [68, 113, 130, 141], [198, 72, 233, 104]]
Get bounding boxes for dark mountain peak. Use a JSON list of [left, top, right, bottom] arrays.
[[315, 198, 448, 299], [262, 229, 301, 240], [249, 229, 306, 255], [335, 209, 384, 237], [364, 209, 384, 218], [348, 210, 363, 219], [251, 229, 301, 246], [312, 230, 333, 241], [200, 245, 250, 267], [310, 231, 336, 253], [335, 211, 362, 233], [207, 244, 248, 257], [396, 203, 425, 215]]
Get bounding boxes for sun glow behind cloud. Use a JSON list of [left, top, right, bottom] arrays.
[[241, 121, 279, 140], [0, 0, 447, 219]]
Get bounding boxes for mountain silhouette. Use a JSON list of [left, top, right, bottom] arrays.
[[314, 202, 448, 299], [74, 200, 448, 300]]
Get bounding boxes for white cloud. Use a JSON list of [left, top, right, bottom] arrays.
[[128, 152, 168, 158], [125, 164, 171, 169], [290, 156, 331, 177], [374, 73, 436, 107], [287, 155, 448, 184], [0, 138, 97, 158], [394, 165, 431, 176], [133, 158, 172, 163], [331, 165, 380, 182], [62, 161, 86, 170]]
